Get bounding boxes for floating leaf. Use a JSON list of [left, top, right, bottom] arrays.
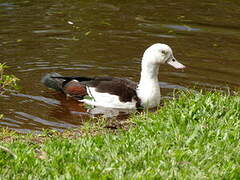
[[68, 21, 74, 25], [85, 31, 91, 36]]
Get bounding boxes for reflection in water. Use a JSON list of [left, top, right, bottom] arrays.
[[0, 0, 240, 132], [13, 93, 60, 105], [87, 107, 136, 118]]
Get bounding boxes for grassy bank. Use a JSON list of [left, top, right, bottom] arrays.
[[0, 90, 240, 179]]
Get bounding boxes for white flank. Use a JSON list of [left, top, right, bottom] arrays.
[[79, 87, 137, 109]]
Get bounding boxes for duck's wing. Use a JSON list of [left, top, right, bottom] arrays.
[[42, 73, 92, 99], [85, 77, 138, 103], [43, 74, 140, 106], [81, 77, 141, 108], [60, 76, 139, 102]]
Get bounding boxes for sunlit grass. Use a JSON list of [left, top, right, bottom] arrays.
[[0, 90, 240, 179]]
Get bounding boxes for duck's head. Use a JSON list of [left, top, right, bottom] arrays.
[[142, 43, 185, 69]]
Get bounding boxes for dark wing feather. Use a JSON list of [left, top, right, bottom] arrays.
[[50, 76, 94, 99], [51, 76, 94, 87], [85, 77, 139, 103], [48, 76, 141, 107], [62, 80, 87, 99]]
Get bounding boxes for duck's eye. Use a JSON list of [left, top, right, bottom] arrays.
[[161, 50, 167, 55], [172, 59, 176, 62]]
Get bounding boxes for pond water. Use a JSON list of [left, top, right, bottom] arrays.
[[0, 0, 240, 133]]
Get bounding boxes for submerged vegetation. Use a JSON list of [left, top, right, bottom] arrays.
[[0, 90, 239, 179]]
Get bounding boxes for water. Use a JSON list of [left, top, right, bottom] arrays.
[[0, 0, 239, 132]]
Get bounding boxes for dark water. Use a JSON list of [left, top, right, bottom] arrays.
[[0, 0, 240, 132]]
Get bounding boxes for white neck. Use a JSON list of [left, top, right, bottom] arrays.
[[140, 60, 159, 82], [137, 56, 161, 108]]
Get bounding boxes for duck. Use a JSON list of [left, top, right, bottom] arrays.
[[41, 43, 185, 109]]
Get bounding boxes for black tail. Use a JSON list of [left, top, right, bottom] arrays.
[[41, 73, 65, 92]]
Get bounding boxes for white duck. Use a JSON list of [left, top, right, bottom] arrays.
[[42, 43, 185, 109]]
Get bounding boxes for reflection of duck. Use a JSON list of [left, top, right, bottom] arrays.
[[42, 43, 185, 109], [48, 92, 133, 119]]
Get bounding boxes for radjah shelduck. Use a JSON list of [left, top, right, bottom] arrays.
[[42, 43, 186, 109]]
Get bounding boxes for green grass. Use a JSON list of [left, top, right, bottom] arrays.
[[0, 90, 240, 179]]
